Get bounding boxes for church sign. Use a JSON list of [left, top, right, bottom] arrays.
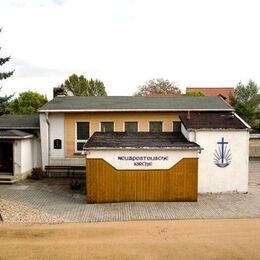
[[214, 137, 231, 168]]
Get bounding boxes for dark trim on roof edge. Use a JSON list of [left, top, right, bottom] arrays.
[[86, 146, 202, 150]]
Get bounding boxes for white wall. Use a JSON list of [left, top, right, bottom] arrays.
[[13, 136, 42, 178], [21, 139, 33, 174], [13, 140, 22, 175], [40, 112, 65, 169], [49, 113, 65, 159], [87, 149, 199, 170], [187, 130, 249, 193], [40, 112, 49, 169]]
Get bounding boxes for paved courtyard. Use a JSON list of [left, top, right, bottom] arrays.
[[0, 160, 259, 222]]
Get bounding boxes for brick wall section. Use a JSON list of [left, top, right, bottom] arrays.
[[249, 138, 260, 158]]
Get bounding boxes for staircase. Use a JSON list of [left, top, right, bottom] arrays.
[[0, 175, 19, 184]]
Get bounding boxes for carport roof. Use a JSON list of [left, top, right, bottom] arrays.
[[0, 130, 34, 139], [0, 114, 39, 129], [85, 132, 200, 149]]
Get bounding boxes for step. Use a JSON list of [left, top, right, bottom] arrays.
[[0, 175, 19, 184], [0, 179, 18, 184]]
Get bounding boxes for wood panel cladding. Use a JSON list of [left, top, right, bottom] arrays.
[[86, 158, 198, 203]]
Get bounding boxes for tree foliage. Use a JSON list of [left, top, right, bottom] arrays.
[[61, 74, 107, 96], [186, 91, 205, 96], [0, 28, 14, 115], [231, 80, 260, 130], [6, 91, 48, 114], [134, 78, 181, 96]]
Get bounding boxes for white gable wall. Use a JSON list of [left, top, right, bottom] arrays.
[[40, 112, 65, 169], [185, 128, 249, 193], [49, 113, 64, 159]]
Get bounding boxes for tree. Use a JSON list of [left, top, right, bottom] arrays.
[[134, 78, 181, 96], [62, 74, 107, 96], [186, 91, 205, 96], [231, 80, 260, 129], [0, 28, 14, 115], [6, 91, 48, 114]]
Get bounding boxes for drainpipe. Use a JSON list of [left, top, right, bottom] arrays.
[[45, 112, 50, 166]]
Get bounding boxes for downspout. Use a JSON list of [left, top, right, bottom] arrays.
[[45, 112, 50, 166]]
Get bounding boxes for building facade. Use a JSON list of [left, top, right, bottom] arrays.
[[39, 96, 250, 199]]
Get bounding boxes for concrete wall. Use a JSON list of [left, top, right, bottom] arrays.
[[184, 127, 249, 193], [249, 136, 260, 158]]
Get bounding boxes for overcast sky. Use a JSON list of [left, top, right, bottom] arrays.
[[0, 0, 260, 100]]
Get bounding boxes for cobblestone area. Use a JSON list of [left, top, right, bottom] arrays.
[[0, 160, 259, 223]]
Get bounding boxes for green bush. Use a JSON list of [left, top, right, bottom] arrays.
[[30, 167, 44, 180]]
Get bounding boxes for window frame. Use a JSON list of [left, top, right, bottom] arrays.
[[149, 121, 163, 132], [100, 121, 115, 133], [124, 121, 139, 132], [75, 121, 90, 152]]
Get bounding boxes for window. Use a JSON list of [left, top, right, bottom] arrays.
[[173, 121, 181, 132], [76, 122, 89, 151], [100, 122, 114, 132], [149, 121, 163, 132], [125, 122, 138, 132]]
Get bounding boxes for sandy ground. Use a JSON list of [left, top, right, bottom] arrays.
[[0, 219, 260, 260]]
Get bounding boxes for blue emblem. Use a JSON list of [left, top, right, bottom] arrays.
[[214, 137, 231, 168]]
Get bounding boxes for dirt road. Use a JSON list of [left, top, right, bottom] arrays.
[[1, 219, 260, 259]]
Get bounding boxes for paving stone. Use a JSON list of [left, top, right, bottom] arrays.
[[0, 159, 259, 223]]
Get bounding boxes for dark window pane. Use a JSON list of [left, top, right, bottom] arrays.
[[77, 142, 85, 151], [173, 121, 181, 132], [149, 121, 162, 132], [77, 122, 89, 140], [125, 122, 138, 132], [101, 122, 114, 132]]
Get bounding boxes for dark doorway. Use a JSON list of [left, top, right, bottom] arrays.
[[0, 142, 13, 175]]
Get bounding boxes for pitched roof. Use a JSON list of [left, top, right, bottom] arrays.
[[85, 132, 200, 149], [180, 112, 249, 130], [186, 87, 235, 102], [39, 96, 233, 112], [0, 114, 40, 129], [0, 130, 34, 139]]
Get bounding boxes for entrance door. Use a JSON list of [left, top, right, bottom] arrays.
[[0, 142, 13, 175]]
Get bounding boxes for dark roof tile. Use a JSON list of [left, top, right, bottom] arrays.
[[0, 114, 39, 129], [39, 96, 233, 112], [180, 112, 249, 129], [85, 132, 200, 149]]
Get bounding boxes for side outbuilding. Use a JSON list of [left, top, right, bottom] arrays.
[[0, 115, 41, 179], [180, 112, 250, 193]]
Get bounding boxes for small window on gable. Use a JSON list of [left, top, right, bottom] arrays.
[[125, 122, 138, 132], [100, 122, 114, 132], [76, 122, 89, 152], [149, 121, 163, 132], [173, 121, 181, 132]]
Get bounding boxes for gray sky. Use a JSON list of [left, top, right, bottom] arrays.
[[0, 0, 260, 100]]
